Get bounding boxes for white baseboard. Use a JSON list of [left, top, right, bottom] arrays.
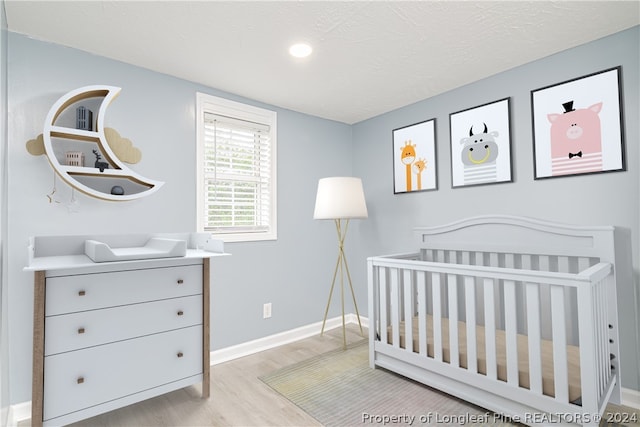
[[622, 387, 640, 410], [210, 313, 368, 365], [7, 400, 30, 427]]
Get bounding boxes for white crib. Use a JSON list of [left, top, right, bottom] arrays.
[[367, 215, 622, 426]]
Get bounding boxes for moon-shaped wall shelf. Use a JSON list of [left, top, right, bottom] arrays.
[[43, 85, 164, 201]]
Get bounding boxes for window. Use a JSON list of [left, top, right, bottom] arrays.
[[196, 93, 277, 242]]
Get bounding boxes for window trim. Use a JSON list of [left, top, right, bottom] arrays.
[[196, 93, 277, 242]]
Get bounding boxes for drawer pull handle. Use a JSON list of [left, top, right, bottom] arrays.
[[77, 377, 84, 384], [177, 279, 184, 284], [78, 290, 86, 296], [77, 328, 85, 334], [177, 352, 184, 358], [177, 310, 184, 316]]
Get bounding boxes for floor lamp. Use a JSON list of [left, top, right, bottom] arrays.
[[313, 177, 367, 348]]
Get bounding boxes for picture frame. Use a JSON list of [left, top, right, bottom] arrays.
[[449, 98, 513, 188], [531, 66, 625, 179], [392, 119, 437, 194]]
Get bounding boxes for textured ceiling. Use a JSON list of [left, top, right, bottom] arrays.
[[4, 1, 639, 124]]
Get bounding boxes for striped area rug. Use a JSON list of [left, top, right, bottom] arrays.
[[259, 339, 514, 426]]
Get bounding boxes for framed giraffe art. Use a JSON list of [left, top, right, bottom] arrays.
[[392, 118, 437, 194]]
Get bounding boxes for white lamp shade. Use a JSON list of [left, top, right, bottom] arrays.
[[313, 177, 368, 220]]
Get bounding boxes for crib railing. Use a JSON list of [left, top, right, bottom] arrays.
[[368, 253, 617, 416]]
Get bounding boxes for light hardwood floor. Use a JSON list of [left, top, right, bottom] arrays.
[[21, 323, 639, 426]]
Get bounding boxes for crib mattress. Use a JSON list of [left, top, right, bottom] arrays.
[[387, 316, 581, 402]]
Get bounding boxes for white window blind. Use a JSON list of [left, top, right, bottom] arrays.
[[197, 93, 277, 242]]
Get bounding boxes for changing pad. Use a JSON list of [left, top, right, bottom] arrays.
[[85, 238, 187, 262]]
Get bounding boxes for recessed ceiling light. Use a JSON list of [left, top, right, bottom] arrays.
[[289, 43, 312, 58]]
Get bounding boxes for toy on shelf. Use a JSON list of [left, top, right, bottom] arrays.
[[76, 106, 93, 131], [92, 149, 109, 172]]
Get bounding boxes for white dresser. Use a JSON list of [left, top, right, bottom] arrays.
[[25, 233, 227, 427]]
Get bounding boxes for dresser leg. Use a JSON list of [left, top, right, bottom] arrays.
[[32, 271, 46, 427], [202, 258, 211, 399]]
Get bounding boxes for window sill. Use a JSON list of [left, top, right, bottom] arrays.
[[208, 232, 277, 243]]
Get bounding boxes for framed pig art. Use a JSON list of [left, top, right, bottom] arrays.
[[531, 67, 625, 179]]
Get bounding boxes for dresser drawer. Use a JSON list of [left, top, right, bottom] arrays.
[[45, 294, 202, 355], [43, 325, 203, 422], [46, 264, 202, 316]]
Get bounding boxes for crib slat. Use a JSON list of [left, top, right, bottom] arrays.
[[596, 279, 608, 400], [489, 252, 499, 267], [550, 285, 569, 403], [432, 273, 443, 361], [403, 270, 413, 352], [601, 280, 608, 394], [558, 256, 570, 273], [594, 282, 602, 395], [464, 276, 477, 373], [526, 283, 543, 394], [475, 252, 485, 325], [577, 284, 597, 412], [489, 253, 502, 330], [447, 250, 457, 264], [379, 268, 388, 345], [483, 278, 497, 380], [448, 273, 459, 367], [445, 251, 456, 317], [520, 255, 532, 335], [539, 256, 552, 340], [538, 255, 549, 271], [504, 253, 515, 268], [604, 279, 611, 391], [462, 251, 470, 265], [425, 249, 434, 262], [578, 257, 591, 272], [596, 280, 607, 396], [368, 261, 377, 367], [603, 278, 612, 389], [390, 269, 400, 348], [558, 256, 577, 347], [504, 280, 519, 386], [417, 272, 428, 356]]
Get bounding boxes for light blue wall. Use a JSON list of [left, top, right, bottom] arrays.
[[7, 32, 352, 404], [351, 26, 640, 391]]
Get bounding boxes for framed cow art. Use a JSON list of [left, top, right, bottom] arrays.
[[531, 66, 625, 179], [449, 98, 513, 188]]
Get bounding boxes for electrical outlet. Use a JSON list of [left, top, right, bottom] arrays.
[[263, 303, 272, 319]]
